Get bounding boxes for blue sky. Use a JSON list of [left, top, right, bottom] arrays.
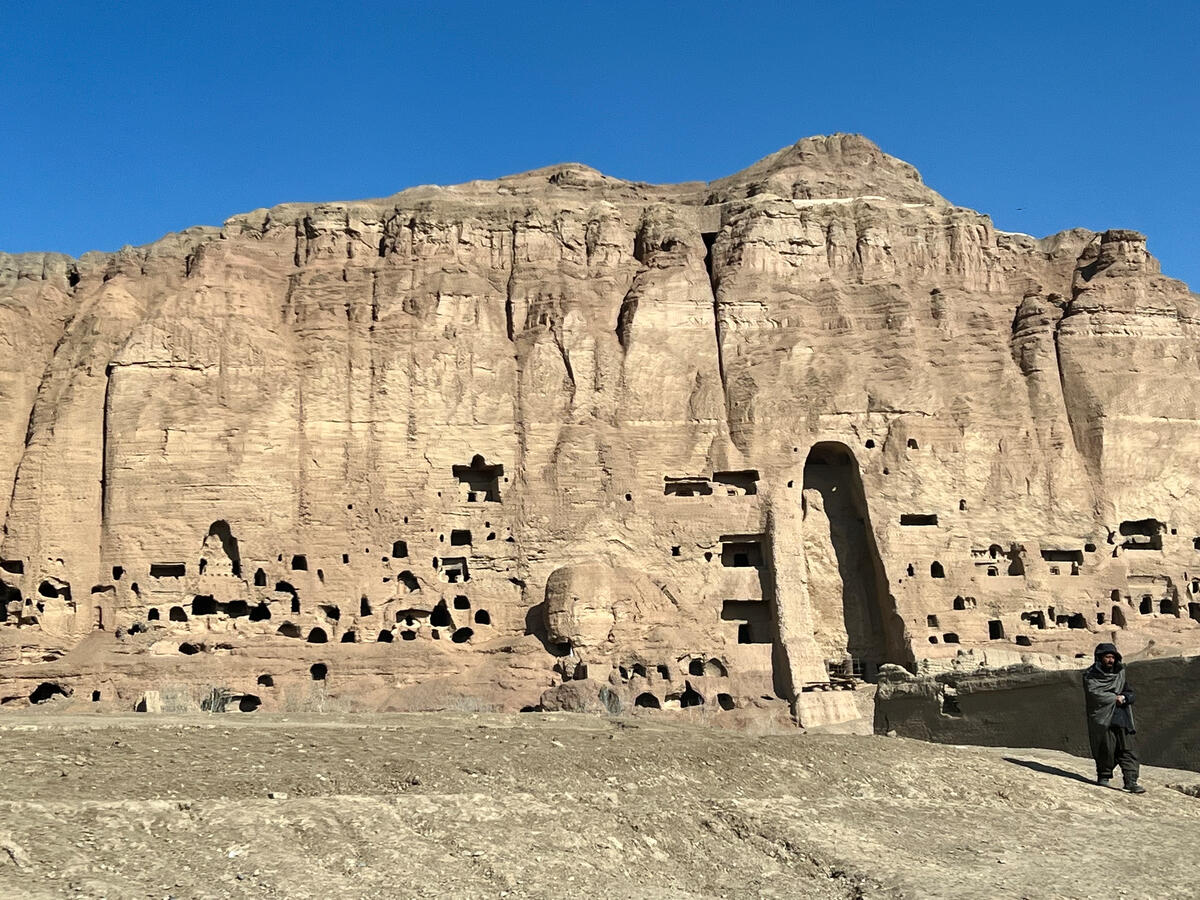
[[2, 1, 1197, 288]]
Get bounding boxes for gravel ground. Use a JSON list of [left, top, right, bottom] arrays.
[[0, 711, 1196, 899]]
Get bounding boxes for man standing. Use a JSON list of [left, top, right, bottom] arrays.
[[1082, 642, 1146, 793]]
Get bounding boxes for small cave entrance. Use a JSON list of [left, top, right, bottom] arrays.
[[1119, 519, 1164, 551], [453, 455, 503, 502], [721, 600, 772, 645], [803, 441, 910, 679], [713, 470, 759, 496], [663, 477, 712, 497], [680, 685, 704, 708], [306, 627, 328, 643], [431, 601, 453, 628], [29, 682, 70, 704], [202, 521, 242, 577], [720, 539, 762, 568], [634, 693, 661, 709], [237, 694, 261, 712], [192, 595, 217, 616], [310, 663, 327, 681]]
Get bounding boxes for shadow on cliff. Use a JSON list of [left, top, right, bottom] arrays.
[[524, 602, 569, 657]]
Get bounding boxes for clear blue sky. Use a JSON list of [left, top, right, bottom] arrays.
[[2, 1, 1197, 288]]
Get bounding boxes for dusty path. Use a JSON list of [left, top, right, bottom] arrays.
[[0, 712, 1196, 899]]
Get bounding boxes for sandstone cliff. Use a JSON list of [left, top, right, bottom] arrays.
[[2, 134, 1198, 723]]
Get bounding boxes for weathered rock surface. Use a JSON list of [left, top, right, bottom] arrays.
[[2, 134, 1199, 721]]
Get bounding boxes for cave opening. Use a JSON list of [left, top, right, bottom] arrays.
[[802, 441, 910, 681]]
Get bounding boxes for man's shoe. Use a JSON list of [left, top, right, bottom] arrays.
[[1123, 783, 1147, 794], [1097, 777, 1112, 788]]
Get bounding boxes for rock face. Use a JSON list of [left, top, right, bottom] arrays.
[[2, 134, 1199, 723]]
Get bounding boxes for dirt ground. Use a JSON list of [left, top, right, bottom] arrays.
[[0, 711, 1196, 899]]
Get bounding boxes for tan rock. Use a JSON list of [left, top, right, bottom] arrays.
[[1, 134, 1198, 726]]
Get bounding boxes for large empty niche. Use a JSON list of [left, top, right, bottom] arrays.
[[453, 455, 503, 502], [721, 600, 772, 644], [802, 442, 909, 680], [150, 563, 186, 579]]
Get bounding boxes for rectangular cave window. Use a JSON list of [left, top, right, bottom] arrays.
[[391, 540, 408, 558], [1041, 549, 1084, 564], [900, 514, 938, 526], [450, 530, 471, 547], [290, 555, 308, 571], [663, 477, 712, 497], [926, 615, 939, 628], [1021, 610, 1046, 629], [721, 599, 771, 644], [438, 557, 469, 583], [712, 470, 759, 496], [192, 595, 217, 616], [150, 563, 186, 579], [720, 537, 763, 568], [988, 620, 1004, 640], [0, 559, 23, 575], [1119, 519, 1164, 551], [1189, 602, 1200, 622]]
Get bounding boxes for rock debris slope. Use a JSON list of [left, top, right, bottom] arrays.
[[1, 134, 1198, 722]]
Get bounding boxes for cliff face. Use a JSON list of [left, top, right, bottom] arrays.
[[2, 134, 1198, 722]]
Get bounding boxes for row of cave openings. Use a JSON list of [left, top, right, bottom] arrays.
[[553, 656, 739, 712], [0, 454, 508, 630], [924, 588, 1200, 649], [897, 518, 1198, 582], [168, 593, 492, 654]]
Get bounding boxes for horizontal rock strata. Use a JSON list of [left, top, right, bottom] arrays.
[[2, 134, 1199, 723]]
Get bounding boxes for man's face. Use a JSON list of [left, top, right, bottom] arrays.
[[1101, 652, 1117, 668]]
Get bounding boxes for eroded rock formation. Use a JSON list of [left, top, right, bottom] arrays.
[[2, 134, 1198, 723]]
